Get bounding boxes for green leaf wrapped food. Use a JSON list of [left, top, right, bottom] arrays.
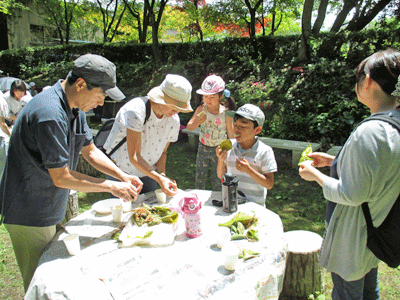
[[239, 249, 260, 260], [298, 143, 313, 166], [246, 229, 259, 242], [220, 139, 232, 151], [219, 212, 258, 229], [131, 204, 178, 227]]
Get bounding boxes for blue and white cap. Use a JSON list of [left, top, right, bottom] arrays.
[[235, 104, 265, 127]]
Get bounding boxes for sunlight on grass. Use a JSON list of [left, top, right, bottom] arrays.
[[1, 138, 400, 299], [0, 225, 24, 300]]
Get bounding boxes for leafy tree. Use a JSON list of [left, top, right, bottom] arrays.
[[174, 0, 207, 41], [205, 0, 261, 37], [244, 0, 264, 37], [145, 0, 168, 61], [299, 0, 396, 61], [35, 0, 83, 45], [0, 0, 29, 15], [260, 0, 302, 36], [161, 5, 194, 42], [95, 0, 127, 42], [122, 0, 149, 43], [205, 0, 300, 37]]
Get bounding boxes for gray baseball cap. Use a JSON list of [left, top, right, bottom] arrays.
[[234, 104, 265, 127], [71, 54, 125, 101]]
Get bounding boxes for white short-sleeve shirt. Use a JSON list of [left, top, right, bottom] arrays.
[[104, 98, 180, 177], [0, 92, 9, 119], [2, 91, 32, 118], [225, 138, 277, 206]]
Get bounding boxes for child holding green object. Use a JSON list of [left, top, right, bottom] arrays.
[[186, 74, 236, 190], [216, 104, 277, 206]]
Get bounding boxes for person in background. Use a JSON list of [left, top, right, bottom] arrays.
[[299, 49, 400, 300], [216, 104, 277, 206], [0, 80, 32, 136], [0, 91, 8, 178], [104, 74, 193, 196], [186, 74, 236, 191], [0, 54, 143, 292], [29, 82, 38, 96]]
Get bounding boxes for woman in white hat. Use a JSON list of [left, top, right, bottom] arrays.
[[104, 74, 193, 196]]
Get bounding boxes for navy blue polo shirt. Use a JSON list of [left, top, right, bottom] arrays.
[[0, 80, 93, 226]]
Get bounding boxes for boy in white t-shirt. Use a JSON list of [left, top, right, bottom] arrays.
[[216, 104, 277, 206]]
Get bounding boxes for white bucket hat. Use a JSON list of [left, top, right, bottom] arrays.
[[147, 74, 193, 113]]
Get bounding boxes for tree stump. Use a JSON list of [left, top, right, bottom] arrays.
[[64, 190, 79, 223], [280, 230, 324, 300]]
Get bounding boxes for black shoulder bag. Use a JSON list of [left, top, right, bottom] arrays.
[[94, 96, 151, 159], [359, 112, 400, 268]]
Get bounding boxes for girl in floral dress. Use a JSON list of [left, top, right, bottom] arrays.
[[186, 75, 236, 190]]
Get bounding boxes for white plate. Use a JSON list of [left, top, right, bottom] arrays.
[[91, 198, 132, 214]]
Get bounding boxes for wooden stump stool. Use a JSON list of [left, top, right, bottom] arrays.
[[280, 230, 324, 300], [64, 190, 79, 223]]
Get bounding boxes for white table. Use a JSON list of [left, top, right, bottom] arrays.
[[25, 190, 287, 300]]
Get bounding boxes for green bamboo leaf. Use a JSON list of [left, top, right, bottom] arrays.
[[298, 143, 313, 166], [135, 231, 153, 239]]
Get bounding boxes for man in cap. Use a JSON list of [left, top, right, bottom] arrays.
[[216, 104, 277, 206], [104, 74, 193, 196], [0, 54, 142, 292]]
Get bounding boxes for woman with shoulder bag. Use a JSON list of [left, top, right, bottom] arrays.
[[299, 49, 400, 300]]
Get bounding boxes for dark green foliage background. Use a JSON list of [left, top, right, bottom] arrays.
[[1, 28, 399, 148]]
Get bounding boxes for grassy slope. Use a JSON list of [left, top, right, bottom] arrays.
[[0, 138, 399, 299]]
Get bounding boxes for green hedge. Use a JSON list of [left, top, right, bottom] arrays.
[[1, 29, 399, 77], [1, 29, 399, 148]]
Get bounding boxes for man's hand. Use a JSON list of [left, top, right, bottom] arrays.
[[122, 175, 143, 195], [109, 181, 140, 201]]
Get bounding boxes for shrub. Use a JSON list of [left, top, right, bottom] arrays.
[[2, 28, 397, 147]]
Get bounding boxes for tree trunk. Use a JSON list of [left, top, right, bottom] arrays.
[[271, 10, 276, 35], [298, 0, 313, 62], [346, 0, 392, 31], [151, 23, 161, 61], [312, 0, 329, 35], [280, 230, 324, 300], [329, 0, 357, 33], [244, 0, 263, 38]]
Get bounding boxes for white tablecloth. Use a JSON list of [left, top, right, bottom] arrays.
[[25, 190, 287, 300]]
